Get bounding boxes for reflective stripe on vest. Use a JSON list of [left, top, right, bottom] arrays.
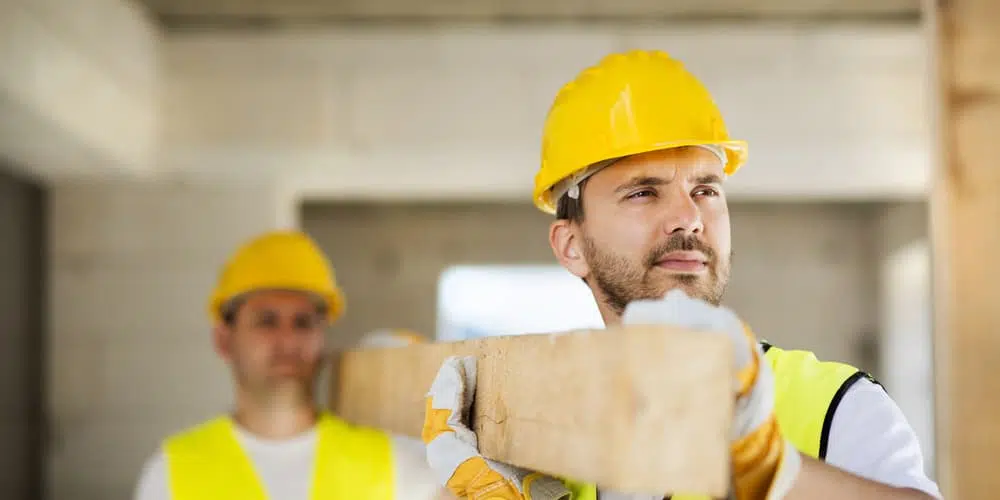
[[564, 344, 877, 500], [163, 412, 394, 500]]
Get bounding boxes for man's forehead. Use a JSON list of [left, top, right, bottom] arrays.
[[597, 147, 726, 184], [238, 290, 325, 311]]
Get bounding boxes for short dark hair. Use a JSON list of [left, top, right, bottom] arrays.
[[220, 298, 244, 327], [554, 178, 589, 222], [218, 295, 328, 327]]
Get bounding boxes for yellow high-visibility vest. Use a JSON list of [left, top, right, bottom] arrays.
[[565, 344, 877, 500], [163, 412, 394, 500]]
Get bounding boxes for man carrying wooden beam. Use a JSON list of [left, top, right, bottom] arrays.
[[133, 230, 444, 499], [421, 50, 943, 500]]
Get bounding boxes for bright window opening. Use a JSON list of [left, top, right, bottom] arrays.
[[436, 265, 605, 341]]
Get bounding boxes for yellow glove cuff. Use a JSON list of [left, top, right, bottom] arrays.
[[731, 423, 802, 500], [731, 416, 788, 500]]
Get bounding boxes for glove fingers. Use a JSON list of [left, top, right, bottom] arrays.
[[623, 289, 755, 381], [426, 356, 476, 420], [424, 356, 571, 500], [451, 457, 523, 499], [425, 431, 483, 489], [424, 356, 479, 445]]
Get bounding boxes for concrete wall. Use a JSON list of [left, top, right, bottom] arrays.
[[46, 181, 293, 500], [302, 201, 883, 368], [162, 23, 930, 202], [303, 202, 554, 350], [0, 0, 159, 181], [0, 166, 47, 499]]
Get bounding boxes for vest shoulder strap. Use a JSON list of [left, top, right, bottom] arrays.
[[164, 416, 267, 500], [312, 413, 395, 500], [763, 344, 880, 459]]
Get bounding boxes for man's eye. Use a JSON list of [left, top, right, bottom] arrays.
[[694, 187, 720, 197], [627, 189, 657, 199], [293, 314, 318, 330]]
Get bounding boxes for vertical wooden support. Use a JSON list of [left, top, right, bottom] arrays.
[[928, 0, 1000, 497]]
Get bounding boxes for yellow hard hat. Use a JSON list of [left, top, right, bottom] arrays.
[[208, 230, 346, 323], [533, 49, 749, 214], [357, 328, 429, 348]]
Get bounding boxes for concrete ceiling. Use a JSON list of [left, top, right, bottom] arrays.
[[138, 0, 921, 26]]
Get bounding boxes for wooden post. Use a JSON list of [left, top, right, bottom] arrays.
[[329, 325, 734, 496], [928, 0, 1000, 497]]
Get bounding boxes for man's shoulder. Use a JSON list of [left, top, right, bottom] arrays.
[[831, 377, 911, 435], [162, 416, 233, 452], [387, 433, 428, 464], [762, 342, 881, 394], [826, 379, 942, 497], [133, 448, 171, 500], [133, 418, 224, 499], [319, 413, 397, 464], [388, 433, 426, 455], [763, 345, 940, 497]]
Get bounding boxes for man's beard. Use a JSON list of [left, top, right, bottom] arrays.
[[582, 233, 731, 317], [233, 355, 319, 400]]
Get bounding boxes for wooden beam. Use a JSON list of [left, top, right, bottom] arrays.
[[328, 325, 733, 496], [928, 0, 1000, 497]]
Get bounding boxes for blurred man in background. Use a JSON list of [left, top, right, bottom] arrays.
[[133, 230, 443, 499], [421, 50, 941, 500]]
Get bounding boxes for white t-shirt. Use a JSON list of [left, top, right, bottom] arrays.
[[133, 425, 442, 500], [598, 378, 942, 499]]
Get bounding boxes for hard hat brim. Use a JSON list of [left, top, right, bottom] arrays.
[[209, 286, 346, 324], [534, 140, 748, 214]]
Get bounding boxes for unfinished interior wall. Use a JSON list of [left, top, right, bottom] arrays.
[[45, 181, 293, 500], [302, 201, 884, 368], [303, 202, 554, 350], [0, 0, 159, 180], [0, 165, 46, 499], [162, 23, 928, 201]]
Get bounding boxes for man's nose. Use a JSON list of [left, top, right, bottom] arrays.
[[274, 323, 302, 345], [662, 192, 704, 235]]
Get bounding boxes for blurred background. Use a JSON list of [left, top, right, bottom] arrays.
[[0, 0, 938, 499]]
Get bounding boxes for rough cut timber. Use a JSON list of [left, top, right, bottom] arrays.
[[328, 325, 734, 497], [928, 0, 1000, 496]]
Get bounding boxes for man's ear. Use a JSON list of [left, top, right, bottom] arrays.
[[213, 324, 233, 361], [549, 219, 589, 279]]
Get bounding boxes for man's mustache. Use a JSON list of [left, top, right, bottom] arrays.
[[645, 234, 716, 268], [271, 353, 307, 364]]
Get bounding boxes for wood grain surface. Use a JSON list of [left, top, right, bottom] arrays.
[[329, 325, 733, 496]]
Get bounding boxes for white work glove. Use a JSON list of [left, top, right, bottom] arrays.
[[623, 289, 801, 500], [422, 356, 571, 500]]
